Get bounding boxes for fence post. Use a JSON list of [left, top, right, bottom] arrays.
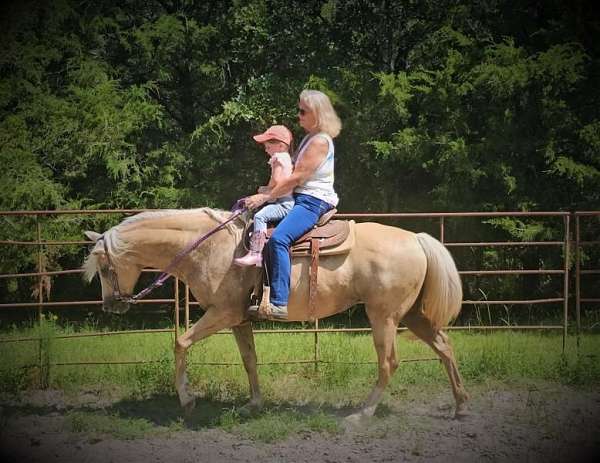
[[174, 277, 179, 342], [562, 214, 570, 353], [575, 214, 581, 349], [439, 217, 445, 243], [185, 283, 190, 331], [36, 217, 43, 323], [36, 215, 50, 389], [314, 318, 320, 371]]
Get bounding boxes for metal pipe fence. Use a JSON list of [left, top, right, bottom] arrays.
[[0, 209, 598, 381], [574, 211, 600, 347]]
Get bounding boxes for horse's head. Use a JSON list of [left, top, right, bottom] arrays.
[[83, 230, 142, 314], [82, 208, 244, 313]]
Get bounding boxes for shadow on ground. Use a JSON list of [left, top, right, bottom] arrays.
[[1, 393, 365, 431]]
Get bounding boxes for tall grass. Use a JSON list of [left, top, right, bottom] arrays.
[[1, 322, 599, 403]]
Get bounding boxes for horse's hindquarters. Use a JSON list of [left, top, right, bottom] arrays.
[[350, 223, 427, 316]]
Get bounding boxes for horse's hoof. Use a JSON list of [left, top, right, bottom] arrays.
[[182, 397, 196, 416], [343, 411, 370, 430], [238, 402, 262, 418], [454, 403, 469, 420], [344, 413, 361, 425]]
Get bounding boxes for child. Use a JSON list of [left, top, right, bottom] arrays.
[[234, 125, 294, 267]]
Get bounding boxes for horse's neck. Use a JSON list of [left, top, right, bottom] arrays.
[[120, 218, 238, 278], [121, 228, 185, 269]]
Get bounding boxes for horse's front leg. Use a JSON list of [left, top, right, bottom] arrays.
[[231, 322, 263, 415], [175, 307, 241, 413]]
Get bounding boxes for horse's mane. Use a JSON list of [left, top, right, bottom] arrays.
[[83, 207, 248, 282], [120, 207, 235, 227]]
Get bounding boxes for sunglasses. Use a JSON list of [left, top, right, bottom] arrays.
[[298, 108, 307, 116]]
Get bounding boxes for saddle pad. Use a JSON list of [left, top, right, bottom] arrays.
[[290, 220, 355, 256], [266, 219, 348, 242]]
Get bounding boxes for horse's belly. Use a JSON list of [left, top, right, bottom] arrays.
[[287, 254, 357, 318]]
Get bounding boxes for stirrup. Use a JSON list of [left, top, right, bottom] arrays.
[[247, 303, 288, 320]]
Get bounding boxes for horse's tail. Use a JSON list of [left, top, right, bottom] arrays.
[[415, 233, 463, 331]]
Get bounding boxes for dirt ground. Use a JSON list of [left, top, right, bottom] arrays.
[[1, 382, 599, 463]]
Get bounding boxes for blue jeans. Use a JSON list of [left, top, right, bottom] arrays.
[[265, 193, 333, 306], [253, 199, 294, 233]]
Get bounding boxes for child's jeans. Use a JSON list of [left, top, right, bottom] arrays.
[[253, 199, 294, 232]]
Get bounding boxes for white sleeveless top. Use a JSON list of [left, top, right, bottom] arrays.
[[293, 133, 339, 207]]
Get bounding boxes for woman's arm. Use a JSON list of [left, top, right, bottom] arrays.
[[245, 137, 329, 209]]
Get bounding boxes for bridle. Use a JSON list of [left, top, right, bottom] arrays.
[[100, 236, 132, 303], [96, 206, 247, 305]]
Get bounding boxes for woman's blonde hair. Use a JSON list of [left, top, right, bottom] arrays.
[[299, 89, 342, 138]]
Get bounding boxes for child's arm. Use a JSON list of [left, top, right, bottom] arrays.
[[258, 157, 285, 193], [270, 158, 286, 185]]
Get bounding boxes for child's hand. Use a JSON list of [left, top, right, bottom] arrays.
[[245, 193, 269, 210]]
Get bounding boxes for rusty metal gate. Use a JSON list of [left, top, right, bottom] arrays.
[[0, 209, 598, 379]]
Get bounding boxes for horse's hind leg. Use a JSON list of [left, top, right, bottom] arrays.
[[349, 311, 400, 421], [401, 310, 469, 417], [175, 307, 242, 412], [231, 322, 263, 414]]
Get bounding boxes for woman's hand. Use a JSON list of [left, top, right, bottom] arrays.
[[257, 186, 270, 194], [245, 193, 269, 210]]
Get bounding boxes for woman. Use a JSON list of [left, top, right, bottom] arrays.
[[245, 89, 342, 320]]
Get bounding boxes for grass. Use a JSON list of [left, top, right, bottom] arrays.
[[63, 406, 339, 442], [1, 321, 600, 399], [220, 408, 340, 442], [1, 319, 599, 441], [65, 410, 168, 439]]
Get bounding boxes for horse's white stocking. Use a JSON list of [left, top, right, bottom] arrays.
[[175, 307, 242, 411], [174, 342, 193, 409], [231, 323, 262, 413], [402, 309, 469, 417]]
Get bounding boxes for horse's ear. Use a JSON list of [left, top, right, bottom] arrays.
[[84, 231, 102, 242]]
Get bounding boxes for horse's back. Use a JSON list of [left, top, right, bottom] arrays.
[[352, 221, 423, 258]]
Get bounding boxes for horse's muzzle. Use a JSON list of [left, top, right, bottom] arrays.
[[103, 296, 131, 314]]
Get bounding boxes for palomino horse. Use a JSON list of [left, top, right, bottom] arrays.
[[83, 208, 468, 420]]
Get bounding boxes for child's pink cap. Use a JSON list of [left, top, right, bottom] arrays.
[[253, 125, 293, 146]]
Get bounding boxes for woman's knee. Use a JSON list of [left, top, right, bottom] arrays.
[[269, 230, 291, 248]]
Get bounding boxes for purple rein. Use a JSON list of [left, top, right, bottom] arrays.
[[125, 206, 247, 303]]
